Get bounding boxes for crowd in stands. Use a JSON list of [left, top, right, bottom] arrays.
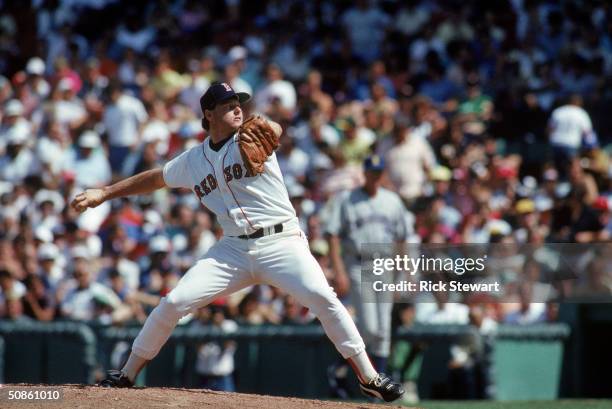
[[1, 0, 611, 335]]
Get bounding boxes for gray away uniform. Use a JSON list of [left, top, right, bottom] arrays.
[[326, 187, 409, 358]]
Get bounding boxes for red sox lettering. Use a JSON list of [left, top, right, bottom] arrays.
[[194, 162, 254, 199]]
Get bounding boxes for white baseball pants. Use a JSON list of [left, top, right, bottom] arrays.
[[132, 219, 366, 360]]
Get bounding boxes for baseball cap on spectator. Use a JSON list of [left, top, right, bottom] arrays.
[[592, 196, 609, 212], [6, 123, 29, 145], [200, 82, 251, 130], [496, 165, 517, 180], [26, 57, 45, 76], [543, 168, 558, 182], [336, 116, 357, 132], [431, 165, 452, 182], [172, 234, 188, 252], [363, 155, 385, 172], [312, 153, 333, 170], [228, 45, 248, 62], [143, 209, 163, 227], [34, 189, 65, 213], [58, 77, 74, 92], [487, 219, 512, 236], [71, 245, 90, 260], [143, 122, 170, 143], [38, 243, 59, 261], [4, 99, 24, 117], [310, 239, 329, 257], [287, 182, 306, 198], [535, 196, 553, 212], [78, 131, 101, 149], [516, 198, 536, 214], [62, 170, 76, 183], [150, 235, 171, 253], [34, 226, 54, 243], [517, 176, 538, 198]]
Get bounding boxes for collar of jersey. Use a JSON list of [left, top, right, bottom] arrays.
[[208, 132, 237, 152]]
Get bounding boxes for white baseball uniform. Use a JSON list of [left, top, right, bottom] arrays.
[[130, 133, 366, 361]]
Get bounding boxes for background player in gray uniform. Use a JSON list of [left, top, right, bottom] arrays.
[[326, 155, 409, 373]]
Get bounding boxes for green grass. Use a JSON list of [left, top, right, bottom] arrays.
[[413, 400, 612, 409]]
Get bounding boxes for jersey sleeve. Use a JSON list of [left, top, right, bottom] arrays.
[[162, 149, 193, 189]]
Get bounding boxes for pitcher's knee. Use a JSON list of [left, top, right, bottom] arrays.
[[155, 294, 190, 322], [304, 286, 345, 320]]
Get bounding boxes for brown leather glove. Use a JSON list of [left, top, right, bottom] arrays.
[[238, 115, 280, 175]]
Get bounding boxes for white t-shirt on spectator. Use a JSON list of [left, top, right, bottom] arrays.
[[548, 104, 594, 149], [0, 148, 41, 183], [415, 302, 470, 324], [116, 25, 156, 53], [277, 146, 310, 181], [504, 303, 546, 325], [53, 99, 87, 128], [64, 148, 112, 188], [0, 280, 26, 306], [292, 122, 340, 157], [0, 119, 31, 154], [36, 136, 69, 175], [341, 6, 390, 62], [230, 76, 253, 96], [195, 319, 238, 376], [380, 135, 436, 200], [103, 94, 148, 147], [61, 281, 122, 321]]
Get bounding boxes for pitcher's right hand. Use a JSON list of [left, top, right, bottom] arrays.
[[71, 188, 106, 213]]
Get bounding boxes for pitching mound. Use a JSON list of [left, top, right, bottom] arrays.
[[1, 384, 413, 409]]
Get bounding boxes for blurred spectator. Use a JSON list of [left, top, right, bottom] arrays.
[[102, 82, 148, 174], [59, 246, 125, 323], [23, 273, 55, 321], [36, 242, 64, 291], [194, 305, 238, 392], [548, 95, 597, 178], [0, 269, 27, 315], [254, 63, 296, 119], [64, 130, 111, 188], [341, 0, 390, 63], [0, 120, 40, 183], [378, 115, 436, 204]]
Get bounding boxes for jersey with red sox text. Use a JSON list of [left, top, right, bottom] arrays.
[[162, 133, 297, 236]]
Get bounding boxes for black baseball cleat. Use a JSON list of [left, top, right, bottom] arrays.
[[98, 370, 134, 388], [358, 373, 404, 402]]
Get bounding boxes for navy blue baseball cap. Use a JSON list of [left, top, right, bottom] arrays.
[[363, 155, 385, 172], [200, 82, 251, 129]]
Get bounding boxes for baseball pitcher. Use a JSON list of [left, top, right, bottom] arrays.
[[71, 83, 404, 402]]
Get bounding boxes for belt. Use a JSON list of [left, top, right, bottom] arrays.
[[237, 223, 283, 239]]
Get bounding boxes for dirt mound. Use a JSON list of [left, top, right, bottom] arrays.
[[1, 384, 415, 409]]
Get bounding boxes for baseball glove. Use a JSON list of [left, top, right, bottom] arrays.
[[238, 115, 280, 175]]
